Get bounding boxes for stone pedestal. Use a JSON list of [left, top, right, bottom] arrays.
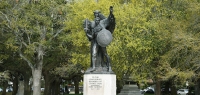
[[83, 74, 116, 95]]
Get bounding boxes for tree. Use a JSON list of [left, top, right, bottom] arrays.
[[0, 0, 69, 95], [54, 63, 84, 94], [42, 41, 71, 95], [147, 0, 200, 95]]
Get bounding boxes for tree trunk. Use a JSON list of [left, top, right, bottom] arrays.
[[32, 45, 43, 95], [170, 80, 177, 95], [32, 69, 42, 95], [164, 81, 170, 94], [43, 70, 54, 95], [51, 79, 61, 95], [55, 79, 61, 95], [155, 80, 161, 95], [188, 86, 194, 95], [24, 73, 31, 95], [195, 79, 200, 95], [12, 74, 19, 95], [51, 81, 55, 95], [74, 77, 80, 94], [1, 81, 8, 95], [19, 36, 44, 95], [16, 80, 24, 95], [44, 79, 52, 95], [116, 79, 123, 93]]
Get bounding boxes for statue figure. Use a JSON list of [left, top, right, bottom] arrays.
[[83, 6, 115, 73]]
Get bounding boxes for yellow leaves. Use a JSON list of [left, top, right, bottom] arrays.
[[65, 0, 180, 82], [24, 44, 35, 55], [71, 52, 90, 67], [0, 54, 9, 61], [83, 15, 87, 18], [174, 70, 194, 85], [127, 38, 140, 48], [5, 38, 18, 51]]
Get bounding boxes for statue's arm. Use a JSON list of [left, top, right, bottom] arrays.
[[83, 19, 93, 40], [84, 28, 93, 40], [103, 6, 116, 33]]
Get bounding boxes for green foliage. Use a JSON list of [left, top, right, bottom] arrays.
[[0, 71, 10, 82], [65, 0, 163, 81], [152, 0, 200, 86], [53, 63, 83, 79], [0, 1, 71, 95], [0, 0, 70, 66], [65, 0, 200, 87]]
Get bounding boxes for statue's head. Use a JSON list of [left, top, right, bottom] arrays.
[[93, 10, 101, 17], [95, 17, 100, 25]]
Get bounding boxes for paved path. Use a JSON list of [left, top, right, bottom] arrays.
[[118, 85, 143, 95]]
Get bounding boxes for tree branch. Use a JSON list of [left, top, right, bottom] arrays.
[[50, 29, 63, 41], [19, 43, 34, 70], [0, 11, 12, 30], [25, 29, 31, 45], [19, 53, 34, 70], [22, 42, 28, 47], [41, 26, 46, 40]]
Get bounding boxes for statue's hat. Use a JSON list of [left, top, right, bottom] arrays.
[[93, 10, 101, 14]]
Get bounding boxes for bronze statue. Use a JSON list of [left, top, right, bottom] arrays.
[[83, 6, 115, 73]]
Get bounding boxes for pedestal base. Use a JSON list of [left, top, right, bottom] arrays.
[[83, 74, 116, 95]]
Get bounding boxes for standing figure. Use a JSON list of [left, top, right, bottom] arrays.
[[83, 6, 115, 72]]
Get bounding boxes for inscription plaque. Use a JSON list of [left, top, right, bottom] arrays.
[[84, 74, 116, 95], [88, 76, 102, 90]]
